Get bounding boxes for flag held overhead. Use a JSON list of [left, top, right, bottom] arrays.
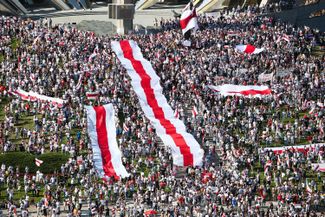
[[111, 40, 204, 167], [180, 7, 198, 35], [235, 44, 265, 54], [86, 104, 129, 180]]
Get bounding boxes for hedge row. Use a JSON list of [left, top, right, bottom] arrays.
[[0, 152, 70, 174]]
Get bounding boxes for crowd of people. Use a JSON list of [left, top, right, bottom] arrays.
[[0, 3, 324, 216]]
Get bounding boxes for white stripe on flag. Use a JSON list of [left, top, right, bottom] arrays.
[[208, 84, 271, 97], [85, 104, 129, 179], [111, 40, 204, 167]]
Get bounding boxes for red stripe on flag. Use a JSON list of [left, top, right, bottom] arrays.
[[244, 44, 256, 54], [94, 106, 119, 179], [119, 40, 193, 166], [227, 89, 271, 95], [180, 10, 196, 30], [86, 93, 99, 97]]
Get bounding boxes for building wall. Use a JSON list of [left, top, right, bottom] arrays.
[[268, 1, 325, 31]]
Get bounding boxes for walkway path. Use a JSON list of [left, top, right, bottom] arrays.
[[27, 4, 184, 28]]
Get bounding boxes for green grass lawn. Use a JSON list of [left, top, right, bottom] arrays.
[[11, 38, 21, 51], [0, 181, 45, 204], [0, 97, 9, 121], [0, 54, 4, 63]]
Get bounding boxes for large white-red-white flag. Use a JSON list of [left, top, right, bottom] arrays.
[[208, 84, 271, 97], [10, 88, 29, 100], [86, 104, 129, 180], [180, 8, 198, 35], [236, 44, 265, 54], [10, 88, 65, 107], [263, 143, 324, 155], [111, 40, 204, 167]]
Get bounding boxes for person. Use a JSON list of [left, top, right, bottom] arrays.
[[0, 4, 324, 216]]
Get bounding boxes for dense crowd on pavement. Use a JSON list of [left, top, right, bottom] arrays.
[[0, 3, 324, 216]]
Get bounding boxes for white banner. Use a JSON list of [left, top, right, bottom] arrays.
[[111, 40, 204, 167], [85, 104, 129, 179], [11, 88, 65, 107]]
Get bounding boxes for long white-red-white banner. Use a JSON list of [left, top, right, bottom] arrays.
[[263, 143, 324, 155], [111, 40, 204, 167], [208, 84, 271, 97], [11, 88, 65, 107], [86, 104, 129, 179]]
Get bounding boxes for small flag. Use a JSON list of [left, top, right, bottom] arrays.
[[86, 91, 99, 100], [309, 107, 315, 115], [77, 156, 83, 165], [35, 158, 43, 167], [75, 73, 84, 90], [277, 155, 281, 166], [123, 123, 129, 132], [192, 106, 198, 118], [88, 53, 97, 62], [316, 102, 324, 108], [264, 160, 272, 173], [306, 182, 313, 194], [276, 34, 290, 43], [174, 108, 180, 119]]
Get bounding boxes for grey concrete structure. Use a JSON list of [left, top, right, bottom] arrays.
[[0, 1, 20, 15], [0, 0, 28, 15], [108, 0, 135, 34], [268, 0, 325, 31], [50, 0, 71, 10]]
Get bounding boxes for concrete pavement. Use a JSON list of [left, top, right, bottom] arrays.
[[26, 4, 184, 28]]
